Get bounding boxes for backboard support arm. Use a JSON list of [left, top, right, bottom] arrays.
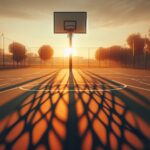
[[69, 31, 73, 72], [54, 12, 87, 72]]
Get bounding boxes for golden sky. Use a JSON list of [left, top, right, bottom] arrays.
[[0, 0, 150, 57]]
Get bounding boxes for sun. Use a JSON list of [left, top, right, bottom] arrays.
[[64, 48, 77, 57]]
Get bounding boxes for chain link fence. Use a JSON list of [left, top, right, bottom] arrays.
[[0, 35, 150, 69]]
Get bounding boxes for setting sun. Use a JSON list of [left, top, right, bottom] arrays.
[[63, 48, 77, 57]]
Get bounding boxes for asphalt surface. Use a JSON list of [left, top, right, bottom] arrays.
[[0, 68, 150, 150]]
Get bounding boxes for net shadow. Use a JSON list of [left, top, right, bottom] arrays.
[[0, 70, 69, 150], [73, 70, 150, 150], [0, 69, 150, 150]]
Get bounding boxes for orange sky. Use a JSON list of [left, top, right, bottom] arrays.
[[0, 0, 150, 58]]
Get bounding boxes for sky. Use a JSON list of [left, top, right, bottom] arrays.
[[0, 0, 150, 57]]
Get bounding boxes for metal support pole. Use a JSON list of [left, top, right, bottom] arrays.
[[2, 33, 5, 66], [144, 35, 147, 70], [133, 39, 135, 68], [69, 32, 72, 72], [88, 48, 89, 68], [13, 41, 14, 66]]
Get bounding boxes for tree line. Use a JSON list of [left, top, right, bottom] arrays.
[[8, 43, 54, 65], [95, 31, 150, 67]]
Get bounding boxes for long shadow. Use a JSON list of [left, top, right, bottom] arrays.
[[84, 71, 150, 123], [74, 70, 150, 149], [0, 71, 57, 92], [87, 70, 150, 106], [0, 71, 60, 120], [0, 69, 150, 150], [0, 70, 70, 150], [65, 70, 80, 150]]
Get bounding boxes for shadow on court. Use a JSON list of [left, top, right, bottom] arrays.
[[0, 70, 150, 150]]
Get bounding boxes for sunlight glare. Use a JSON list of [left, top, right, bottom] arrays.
[[64, 48, 77, 57]]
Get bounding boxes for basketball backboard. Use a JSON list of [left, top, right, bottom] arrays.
[[54, 12, 87, 33]]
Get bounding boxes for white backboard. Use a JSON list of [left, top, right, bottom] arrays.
[[54, 12, 87, 33]]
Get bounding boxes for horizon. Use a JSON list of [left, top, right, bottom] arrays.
[[0, 0, 150, 57]]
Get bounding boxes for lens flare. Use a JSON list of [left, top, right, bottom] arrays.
[[64, 48, 77, 57]]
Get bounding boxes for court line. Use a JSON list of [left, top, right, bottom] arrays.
[[19, 87, 126, 92], [19, 82, 127, 92], [18, 82, 122, 86], [88, 72, 150, 92], [91, 70, 150, 86], [127, 84, 150, 91], [0, 78, 23, 87], [132, 79, 150, 86], [0, 71, 52, 78], [113, 71, 150, 78], [0, 72, 58, 94], [111, 78, 150, 92], [0, 70, 59, 88], [0, 82, 10, 87], [112, 76, 150, 86], [0, 87, 19, 94]]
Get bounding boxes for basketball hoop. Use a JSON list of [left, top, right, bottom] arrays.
[[54, 12, 87, 71]]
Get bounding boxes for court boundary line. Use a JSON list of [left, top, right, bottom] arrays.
[[19, 82, 127, 92]]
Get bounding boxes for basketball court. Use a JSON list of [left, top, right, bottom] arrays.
[[0, 11, 150, 150], [0, 68, 150, 150]]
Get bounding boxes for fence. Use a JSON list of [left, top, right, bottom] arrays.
[[0, 35, 150, 69]]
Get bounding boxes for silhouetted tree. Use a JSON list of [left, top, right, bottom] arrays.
[[0, 48, 2, 55], [145, 29, 150, 52], [95, 45, 133, 67], [145, 38, 150, 52], [109, 45, 122, 61], [127, 33, 145, 55], [38, 45, 54, 62], [9, 42, 26, 64], [95, 47, 108, 61], [95, 48, 100, 61]]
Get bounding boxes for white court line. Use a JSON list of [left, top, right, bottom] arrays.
[[111, 78, 150, 92], [95, 69, 150, 86], [113, 71, 150, 78], [0, 78, 23, 87], [0, 82, 10, 87], [19, 87, 126, 92], [132, 79, 150, 86], [0, 73, 57, 93], [127, 84, 150, 91], [112, 76, 150, 86], [90, 72, 150, 92], [0, 71, 58, 87], [0, 87, 19, 94], [19, 82, 127, 92], [19, 83, 123, 86], [0, 72, 47, 78], [96, 72, 150, 78]]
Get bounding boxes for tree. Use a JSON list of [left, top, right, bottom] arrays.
[[146, 28, 150, 52], [145, 38, 150, 52], [95, 47, 108, 61], [127, 33, 145, 55], [95, 45, 132, 67], [95, 48, 101, 61], [0, 48, 2, 55], [109, 45, 121, 59], [9, 42, 26, 64], [38, 45, 54, 62]]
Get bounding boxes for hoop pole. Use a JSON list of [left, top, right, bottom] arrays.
[[69, 32, 72, 72]]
